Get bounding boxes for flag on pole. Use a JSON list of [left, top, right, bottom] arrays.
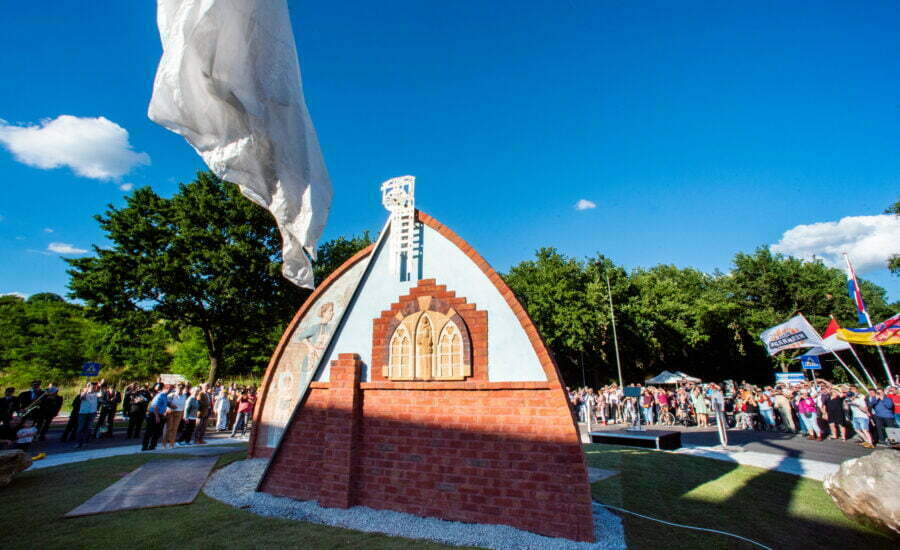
[[759, 315, 824, 355], [148, 0, 331, 289], [836, 313, 900, 346], [803, 317, 851, 356], [843, 254, 868, 325]]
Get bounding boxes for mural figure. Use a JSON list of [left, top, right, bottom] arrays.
[[258, 258, 368, 448], [293, 301, 335, 375]]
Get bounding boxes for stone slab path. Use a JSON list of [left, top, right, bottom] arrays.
[[65, 456, 218, 517]]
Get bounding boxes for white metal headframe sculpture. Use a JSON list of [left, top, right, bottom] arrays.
[[381, 175, 416, 279]]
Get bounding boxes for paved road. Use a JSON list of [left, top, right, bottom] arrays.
[[27, 417, 246, 456], [581, 422, 886, 465]]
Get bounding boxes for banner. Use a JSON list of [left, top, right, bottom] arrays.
[[836, 313, 900, 346], [159, 373, 187, 385], [775, 372, 806, 384], [797, 355, 822, 370], [759, 315, 824, 355]]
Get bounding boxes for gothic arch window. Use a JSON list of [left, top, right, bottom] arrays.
[[435, 321, 467, 379], [388, 325, 412, 380], [380, 300, 476, 382]]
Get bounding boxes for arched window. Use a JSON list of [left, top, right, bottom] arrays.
[[435, 321, 464, 379], [388, 325, 412, 379], [383, 308, 472, 381]]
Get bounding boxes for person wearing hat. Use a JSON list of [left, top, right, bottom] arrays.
[[36, 384, 63, 441]]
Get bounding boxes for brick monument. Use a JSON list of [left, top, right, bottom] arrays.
[[249, 177, 595, 542]]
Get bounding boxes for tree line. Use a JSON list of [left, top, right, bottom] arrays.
[[1, 172, 896, 388]]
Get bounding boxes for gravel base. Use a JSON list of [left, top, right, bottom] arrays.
[[204, 459, 626, 550]]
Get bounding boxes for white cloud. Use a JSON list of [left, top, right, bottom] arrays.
[[771, 214, 900, 273], [47, 242, 88, 255], [43, 227, 53, 233], [0, 115, 150, 180], [575, 199, 597, 211], [119, 182, 134, 191], [0, 292, 27, 300]]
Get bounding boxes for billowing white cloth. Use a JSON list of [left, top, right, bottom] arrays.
[[759, 315, 824, 356], [148, 0, 331, 289]]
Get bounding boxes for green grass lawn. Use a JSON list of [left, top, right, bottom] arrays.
[[585, 444, 895, 549], [1, 446, 892, 549], [2, 451, 462, 550]]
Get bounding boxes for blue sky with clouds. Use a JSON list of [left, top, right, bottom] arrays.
[[1, 1, 898, 302]]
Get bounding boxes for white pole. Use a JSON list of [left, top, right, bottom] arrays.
[[846, 343, 878, 388], [605, 272, 624, 388], [845, 252, 893, 384], [829, 350, 868, 391], [863, 309, 894, 386]]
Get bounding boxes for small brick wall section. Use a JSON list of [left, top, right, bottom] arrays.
[[260, 354, 595, 542]]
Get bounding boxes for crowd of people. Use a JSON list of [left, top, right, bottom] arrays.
[[0, 378, 258, 454], [569, 378, 900, 449]]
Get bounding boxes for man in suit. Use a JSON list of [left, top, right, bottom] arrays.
[[126, 385, 151, 438], [93, 384, 122, 438], [17, 380, 43, 414], [36, 384, 64, 441], [60, 392, 82, 442], [0, 387, 16, 437]]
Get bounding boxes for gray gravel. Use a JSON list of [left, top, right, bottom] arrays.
[[204, 459, 626, 550]]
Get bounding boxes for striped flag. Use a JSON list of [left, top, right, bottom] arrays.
[[843, 254, 868, 325]]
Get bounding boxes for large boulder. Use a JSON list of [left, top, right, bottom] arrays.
[[823, 450, 900, 536], [0, 449, 32, 488]]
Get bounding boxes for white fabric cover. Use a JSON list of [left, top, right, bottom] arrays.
[[148, 0, 331, 289]]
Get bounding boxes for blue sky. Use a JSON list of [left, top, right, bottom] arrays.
[[1, 1, 898, 303]]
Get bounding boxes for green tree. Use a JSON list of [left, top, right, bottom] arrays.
[[67, 171, 306, 385], [171, 327, 210, 380], [313, 232, 373, 286], [504, 248, 597, 380], [0, 293, 94, 385]]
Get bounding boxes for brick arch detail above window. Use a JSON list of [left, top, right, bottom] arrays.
[[372, 280, 488, 382]]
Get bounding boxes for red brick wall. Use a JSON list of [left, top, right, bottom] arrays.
[[259, 354, 595, 542]]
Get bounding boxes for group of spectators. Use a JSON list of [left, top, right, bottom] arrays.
[[0, 379, 258, 454], [0, 381, 64, 451], [569, 379, 900, 449]]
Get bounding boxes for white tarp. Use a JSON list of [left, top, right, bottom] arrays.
[[672, 370, 701, 382], [759, 315, 824, 356], [148, 0, 331, 289], [646, 370, 700, 384]]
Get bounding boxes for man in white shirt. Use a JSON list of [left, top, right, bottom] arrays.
[[75, 381, 100, 448]]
